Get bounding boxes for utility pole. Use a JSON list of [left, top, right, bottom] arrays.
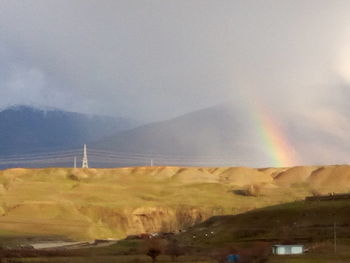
[[334, 221, 337, 254], [151, 159, 154, 167], [82, 144, 89, 168], [74, 156, 77, 169]]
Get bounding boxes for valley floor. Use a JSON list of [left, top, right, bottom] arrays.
[[1, 238, 350, 263], [5, 253, 350, 263]]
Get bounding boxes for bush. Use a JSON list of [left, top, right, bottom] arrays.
[[140, 238, 167, 263]]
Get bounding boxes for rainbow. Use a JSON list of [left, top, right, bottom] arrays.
[[247, 98, 298, 167]]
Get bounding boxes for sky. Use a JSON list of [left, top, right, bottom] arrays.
[[0, 0, 350, 122], [1, 1, 350, 165]]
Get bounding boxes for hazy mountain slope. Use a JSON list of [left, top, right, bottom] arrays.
[[94, 104, 269, 167], [0, 105, 137, 155], [94, 103, 350, 167], [0, 165, 348, 240]]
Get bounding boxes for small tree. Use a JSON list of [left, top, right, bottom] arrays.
[[147, 247, 161, 263], [142, 238, 167, 263], [165, 240, 185, 261]]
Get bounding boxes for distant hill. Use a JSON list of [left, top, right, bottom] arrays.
[[93, 102, 350, 167], [94, 104, 269, 167], [0, 105, 137, 156]]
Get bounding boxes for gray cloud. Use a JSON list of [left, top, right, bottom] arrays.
[[0, 0, 349, 121], [1, 1, 350, 165]]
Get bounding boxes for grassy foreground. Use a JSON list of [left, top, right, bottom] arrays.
[[0, 241, 347, 263], [2, 199, 350, 262], [0, 165, 350, 262]]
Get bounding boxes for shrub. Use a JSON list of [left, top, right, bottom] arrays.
[[140, 238, 167, 263]]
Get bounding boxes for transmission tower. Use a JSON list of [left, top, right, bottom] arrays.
[[82, 144, 89, 168]]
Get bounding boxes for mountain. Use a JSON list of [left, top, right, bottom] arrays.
[[93, 102, 350, 168], [2, 103, 348, 168], [0, 105, 137, 156], [94, 104, 270, 167]]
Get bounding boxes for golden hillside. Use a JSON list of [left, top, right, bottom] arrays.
[[0, 165, 348, 240]]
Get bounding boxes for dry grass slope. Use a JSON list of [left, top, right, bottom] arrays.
[[0, 165, 348, 240]]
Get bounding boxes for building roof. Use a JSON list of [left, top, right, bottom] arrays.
[[272, 244, 304, 247]]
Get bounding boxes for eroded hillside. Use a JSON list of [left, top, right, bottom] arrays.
[[0, 165, 348, 240]]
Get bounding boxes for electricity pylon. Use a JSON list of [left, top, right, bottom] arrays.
[[82, 144, 89, 168]]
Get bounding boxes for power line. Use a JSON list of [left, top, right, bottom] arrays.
[[0, 146, 255, 168], [87, 148, 249, 160], [0, 150, 81, 161], [0, 157, 73, 165]]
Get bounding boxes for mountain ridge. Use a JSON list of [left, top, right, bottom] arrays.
[[0, 105, 137, 157], [93, 104, 268, 167]]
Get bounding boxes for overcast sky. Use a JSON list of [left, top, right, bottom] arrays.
[[0, 0, 350, 123]]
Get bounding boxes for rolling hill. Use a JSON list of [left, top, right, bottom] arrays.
[[181, 197, 350, 248], [0, 165, 349, 241]]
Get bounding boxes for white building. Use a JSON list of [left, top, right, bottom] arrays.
[[272, 245, 304, 255]]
